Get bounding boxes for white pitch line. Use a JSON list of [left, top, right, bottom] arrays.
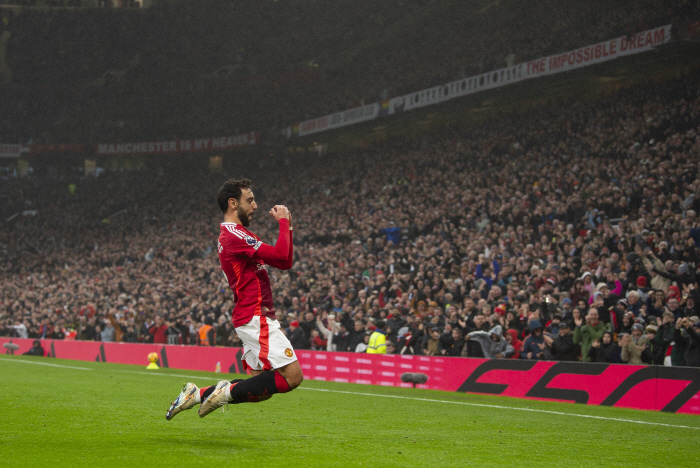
[[107, 369, 221, 381], [0, 357, 93, 371], [0, 357, 221, 381], [299, 387, 700, 431]]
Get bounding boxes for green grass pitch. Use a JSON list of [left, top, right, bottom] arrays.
[[1, 355, 699, 468]]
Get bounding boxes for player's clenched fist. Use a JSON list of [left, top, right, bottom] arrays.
[[269, 205, 289, 222]]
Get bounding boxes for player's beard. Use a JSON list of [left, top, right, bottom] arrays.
[[238, 205, 251, 227]]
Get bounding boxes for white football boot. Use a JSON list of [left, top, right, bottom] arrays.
[[198, 380, 232, 418], [166, 382, 199, 420]]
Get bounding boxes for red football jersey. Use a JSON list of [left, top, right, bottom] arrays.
[[218, 218, 293, 328]]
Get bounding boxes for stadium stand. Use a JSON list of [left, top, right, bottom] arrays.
[[2, 0, 700, 367], [2, 68, 700, 366]]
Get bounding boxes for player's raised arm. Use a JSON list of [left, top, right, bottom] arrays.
[[266, 207, 294, 270], [253, 205, 291, 267]]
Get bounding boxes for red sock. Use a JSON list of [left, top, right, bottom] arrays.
[[229, 371, 291, 404], [274, 371, 291, 393]]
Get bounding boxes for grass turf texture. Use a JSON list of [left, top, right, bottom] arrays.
[[1, 355, 699, 468]]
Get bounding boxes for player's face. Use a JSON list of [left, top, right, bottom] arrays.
[[236, 189, 257, 227]]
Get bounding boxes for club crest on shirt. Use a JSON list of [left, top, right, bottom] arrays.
[[284, 348, 293, 357]]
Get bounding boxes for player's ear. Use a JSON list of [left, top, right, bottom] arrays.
[[228, 197, 237, 211]]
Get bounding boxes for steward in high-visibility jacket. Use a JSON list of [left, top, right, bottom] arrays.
[[367, 320, 388, 354], [198, 317, 216, 346]]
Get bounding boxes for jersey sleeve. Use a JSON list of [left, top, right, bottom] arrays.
[[223, 228, 263, 258], [265, 229, 293, 270], [254, 218, 291, 268]]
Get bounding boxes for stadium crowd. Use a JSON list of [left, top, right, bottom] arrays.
[[1, 0, 697, 145], [2, 69, 700, 367]]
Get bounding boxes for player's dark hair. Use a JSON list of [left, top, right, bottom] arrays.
[[217, 178, 252, 213]]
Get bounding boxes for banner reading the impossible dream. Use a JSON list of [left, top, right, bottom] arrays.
[[389, 24, 672, 114], [286, 24, 672, 137]]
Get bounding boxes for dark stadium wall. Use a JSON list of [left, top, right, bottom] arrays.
[[3, 337, 699, 415]]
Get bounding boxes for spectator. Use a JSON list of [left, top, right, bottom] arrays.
[[78, 317, 97, 342], [299, 312, 317, 344], [347, 321, 367, 353], [504, 329, 522, 359], [423, 327, 442, 356], [640, 324, 665, 365], [443, 327, 465, 356], [166, 320, 182, 345], [100, 319, 116, 342], [545, 322, 578, 361], [288, 321, 307, 350], [149, 316, 169, 345], [9, 319, 28, 339], [316, 314, 340, 351], [674, 318, 700, 367], [355, 332, 371, 353], [588, 331, 621, 363], [463, 325, 513, 359], [620, 329, 646, 365], [123, 325, 138, 343], [574, 309, 607, 362], [309, 329, 327, 351], [521, 320, 546, 360]]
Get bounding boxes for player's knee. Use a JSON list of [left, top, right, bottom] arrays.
[[277, 361, 303, 390], [286, 368, 303, 390], [290, 371, 303, 389]]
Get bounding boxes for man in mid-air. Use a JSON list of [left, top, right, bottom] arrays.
[[166, 178, 303, 420]]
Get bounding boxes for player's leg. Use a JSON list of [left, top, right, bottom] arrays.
[[199, 368, 292, 417], [199, 378, 245, 401], [223, 317, 303, 402], [199, 316, 302, 417], [229, 361, 302, 403], [202, 370, 271, 404], [239, 369, 272, 402], [276, 360, 303, 389]]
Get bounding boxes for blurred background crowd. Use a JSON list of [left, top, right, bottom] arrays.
[[2, 0, 700, 368], [3, 68, 700, 366]]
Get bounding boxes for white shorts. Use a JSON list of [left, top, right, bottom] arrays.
[[236, 316, 297, 371]]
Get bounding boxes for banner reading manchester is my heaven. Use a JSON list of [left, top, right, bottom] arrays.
[[95, 131, 259, 156], [286, 24, 672, 138], [0, 144, 28, 158]]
